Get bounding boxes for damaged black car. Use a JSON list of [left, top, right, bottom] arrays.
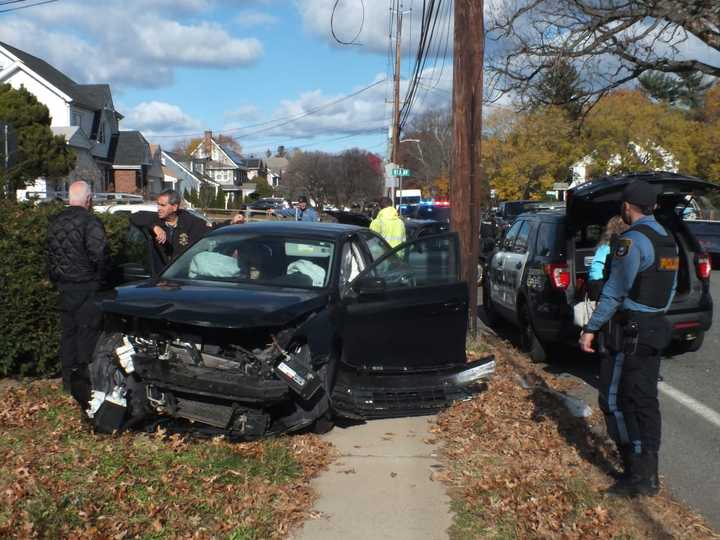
[[87, 222, 495, 438]]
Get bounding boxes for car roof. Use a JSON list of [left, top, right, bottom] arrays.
[[206, 221, 362, 240], [515, 210, 565, 222]]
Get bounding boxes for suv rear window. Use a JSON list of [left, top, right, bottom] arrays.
[[536, 221, 566, 257]]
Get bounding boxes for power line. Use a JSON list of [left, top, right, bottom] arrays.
[[330, 0, 365, 46], [0, 0, 57, 13], [151, 79, 386, 140]]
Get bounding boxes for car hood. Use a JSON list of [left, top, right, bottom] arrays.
[[99, 281, 329, 328], [566, 173, 719, 231]]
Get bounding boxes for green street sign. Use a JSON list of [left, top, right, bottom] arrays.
[[392, 168, 411, 177]]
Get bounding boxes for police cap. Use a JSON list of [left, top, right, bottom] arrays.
[[621, 180, 659, 208]]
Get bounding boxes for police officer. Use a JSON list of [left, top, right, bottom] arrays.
[[47, 181, 109, 404], [579, 180, 678, 497], [370, 197, 406, 248], [130, 189, 213, 265]]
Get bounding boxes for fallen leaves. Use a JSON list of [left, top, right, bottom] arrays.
[[0, 380, 333, 539], [437, 335, 720, 540]]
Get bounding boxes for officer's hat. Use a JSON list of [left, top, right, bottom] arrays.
[[621, 180, 659, 208]]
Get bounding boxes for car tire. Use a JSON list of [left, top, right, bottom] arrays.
[[677, 331, 705, 353], [518, 302, 546, 363], [87, 331, 150, 433], [310, 412, 335, 434]]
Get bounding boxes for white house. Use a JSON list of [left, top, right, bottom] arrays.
[[0, 41, 125, 199], [1, 42, 165, 200], [265, 155, 288, 188]]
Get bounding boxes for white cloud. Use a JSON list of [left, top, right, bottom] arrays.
[[295, 0, 454, 56], [123, 101, 202, 136], [241, 69, 451, 139], [0, 0, 265, 89]]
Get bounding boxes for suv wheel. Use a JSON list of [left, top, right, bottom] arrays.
[[518, 302, 546, 363]]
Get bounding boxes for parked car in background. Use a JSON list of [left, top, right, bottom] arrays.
[[248, 197, 287, 211], [482, 172, 716, 361], [87, 222, 495, 437], [408, 203, 451, 223]]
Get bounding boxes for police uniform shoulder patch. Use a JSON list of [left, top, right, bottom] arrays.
[[614, 237, 632, 258], [179, 232, 190, 247]]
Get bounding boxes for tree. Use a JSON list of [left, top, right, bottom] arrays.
[[397, 108, 452, 190], [252, 175, 273, 200], [0, 84, 76, 197], [639, 70, 714, 115], [482, 107, 581, 200], [276, 145, 287, 158], [639, 72, 683, 104], [330, 149, 383, 208], [528, 58, 585, 119], [487, 1, 720, 109], [285, 151, 335, 204]]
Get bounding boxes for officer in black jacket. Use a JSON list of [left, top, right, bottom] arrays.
[[579, 181, 678, 497], [130, 189, 245, 269], [130, 189, 212, 266], [47, 181, 109, 402]]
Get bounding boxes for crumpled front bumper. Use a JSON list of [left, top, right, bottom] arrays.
[[331, 356, 496, 419]]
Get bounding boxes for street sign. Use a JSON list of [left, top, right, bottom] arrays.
[[392, 168, 411, 177]]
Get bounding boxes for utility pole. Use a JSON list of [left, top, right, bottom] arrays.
[[389, 3, 404, 204], [451, 0, 485, 336]]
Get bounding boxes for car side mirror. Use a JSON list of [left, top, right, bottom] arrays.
[[352, 276, 386, 297]]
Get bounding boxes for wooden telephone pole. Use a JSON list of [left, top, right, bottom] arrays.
[[390, 4, 403, 167], [451, 0, 485, 336]]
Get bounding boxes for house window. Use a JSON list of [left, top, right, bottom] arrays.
[[71, 112, 82, 127], [98, 123, 106, 144]]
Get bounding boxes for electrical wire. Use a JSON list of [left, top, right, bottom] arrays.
[[151, 79, 386, 140], [0, 0, 57, 13], [330, 0, 365, 46]]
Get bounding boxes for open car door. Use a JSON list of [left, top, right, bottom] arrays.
[[341, 232, 468, 372]]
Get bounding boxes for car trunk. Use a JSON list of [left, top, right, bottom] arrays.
[[565, 174, 718, 310]]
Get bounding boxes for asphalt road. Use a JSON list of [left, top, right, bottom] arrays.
[[480, 271, 720, 529]]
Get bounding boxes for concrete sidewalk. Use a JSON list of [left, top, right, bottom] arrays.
[[294, 415, 453, 540]]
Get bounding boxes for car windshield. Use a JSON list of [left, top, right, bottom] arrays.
[[162, 233, 335, 289], [414, 206, 451, 221], [504, 201, 535, 217]]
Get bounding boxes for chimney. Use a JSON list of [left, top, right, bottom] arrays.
[[204, 130, 213, 155]]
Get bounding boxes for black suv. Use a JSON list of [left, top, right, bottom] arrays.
[[482, 172, 716, 362]]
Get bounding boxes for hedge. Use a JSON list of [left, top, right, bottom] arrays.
[[0, 200, 138, 377]]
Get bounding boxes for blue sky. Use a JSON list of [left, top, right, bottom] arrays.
[[0, 0, 454, 156]]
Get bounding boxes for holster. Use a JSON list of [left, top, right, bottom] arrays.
[[602, 311, 671, 354]]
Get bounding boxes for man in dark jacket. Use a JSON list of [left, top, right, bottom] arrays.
[[47, 181, 108, 402], [130, 189, 212, 265]]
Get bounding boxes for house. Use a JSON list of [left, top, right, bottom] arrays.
[[242, 156, 268, 181], [0, 42, 165, 200], [570, 142, 679, 187], [160, 150, 215, 198], [266, 155, 289, 188], [190, 130, 249, 205], [106, 131, 163, 196]]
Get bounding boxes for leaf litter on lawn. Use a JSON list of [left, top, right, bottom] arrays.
[[434, 335, 720, 540], [0, 380, 333, 539]]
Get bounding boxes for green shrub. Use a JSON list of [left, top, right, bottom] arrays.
[[0, 200, 138, 377]]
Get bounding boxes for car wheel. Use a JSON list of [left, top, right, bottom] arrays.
[[677, 331, 705, 353], [87, 332, 150, 433], [518, 302, 546, 363], [310, 411, 335, 434]]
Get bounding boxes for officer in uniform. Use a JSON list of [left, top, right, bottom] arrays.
[[130, 189, 213, 267], [579, 180, 678, 497]]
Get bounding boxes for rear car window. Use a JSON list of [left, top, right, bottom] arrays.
[[513, 221, 530, 253], [536, 221, 566, 257]]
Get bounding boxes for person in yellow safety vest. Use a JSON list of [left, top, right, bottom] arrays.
[[370, 197, 406, 248]]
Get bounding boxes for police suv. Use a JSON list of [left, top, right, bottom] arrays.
[[482, 172, 715, 362]]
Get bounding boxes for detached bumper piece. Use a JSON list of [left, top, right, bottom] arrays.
[[332, 356, 495, 419]]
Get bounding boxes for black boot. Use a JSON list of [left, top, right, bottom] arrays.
[[607, 452, 659, 497]]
